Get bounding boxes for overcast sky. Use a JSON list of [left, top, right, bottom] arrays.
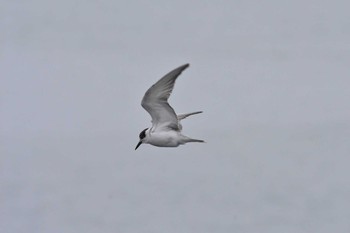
[[1, 1, 350, 233]]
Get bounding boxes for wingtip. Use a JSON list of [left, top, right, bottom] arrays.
[[182, 63, 190, 68], [173, 63, 190, 74]]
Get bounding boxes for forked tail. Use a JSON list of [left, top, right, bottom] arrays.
[[180, 134, 205, 144], [177, 111, 203, 121], [187, 138, 205, 143]]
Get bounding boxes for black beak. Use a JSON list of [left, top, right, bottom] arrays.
[[135, 141, 142, 150]]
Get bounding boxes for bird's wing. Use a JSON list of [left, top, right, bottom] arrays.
[[141, 64, 189, 132]]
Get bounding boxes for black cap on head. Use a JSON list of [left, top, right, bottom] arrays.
[[139, 128, 148, 140], [135, 128, 148, 150]]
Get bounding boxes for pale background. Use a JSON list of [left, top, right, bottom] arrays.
[[1, 1, 350, 232]]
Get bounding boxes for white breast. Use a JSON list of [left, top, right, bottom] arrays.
[[147, 131, 181, 147]]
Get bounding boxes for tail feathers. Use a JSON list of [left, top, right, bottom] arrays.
[[177, 111, 203, 121], [186, 138, 205, 143]]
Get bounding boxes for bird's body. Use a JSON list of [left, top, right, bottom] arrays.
[[135, 64, 204, 150], [143, 130, 184, 147]]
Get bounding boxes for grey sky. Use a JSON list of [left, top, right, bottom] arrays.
[[1, 1, 350, 233]]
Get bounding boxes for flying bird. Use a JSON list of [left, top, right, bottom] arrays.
[[135, 64, 204, 150]]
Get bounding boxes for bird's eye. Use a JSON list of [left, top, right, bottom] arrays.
[[139, 128, 148, 139]]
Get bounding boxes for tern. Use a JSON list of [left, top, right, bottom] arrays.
[[135, 63, 204, 150]]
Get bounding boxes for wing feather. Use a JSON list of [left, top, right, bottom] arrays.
[[141, 64, 189, 131]]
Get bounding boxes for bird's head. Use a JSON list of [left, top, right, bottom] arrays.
[[135, 128, 149, 150]]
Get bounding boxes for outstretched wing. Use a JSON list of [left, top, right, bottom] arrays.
[[141, 64, 189, 131]]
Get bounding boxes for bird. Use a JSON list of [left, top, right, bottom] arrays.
[[135, 63, 204, 150]]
